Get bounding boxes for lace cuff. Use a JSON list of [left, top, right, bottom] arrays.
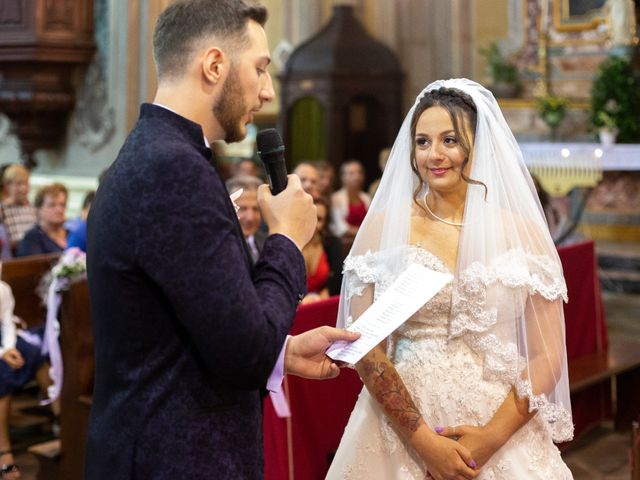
[[516, 379, 574, 442]]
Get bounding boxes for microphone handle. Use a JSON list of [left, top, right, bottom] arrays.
[[263, 154, 288, 195]]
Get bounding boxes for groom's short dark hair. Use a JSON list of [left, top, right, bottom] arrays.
[[153, 0, 267, 81]]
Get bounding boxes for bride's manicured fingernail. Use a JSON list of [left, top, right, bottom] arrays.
[[434, 426, 443, 433], [470, 459, 477, 468]]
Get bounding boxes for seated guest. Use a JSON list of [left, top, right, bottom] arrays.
[[330, 159, 370, 241], [293, 161, 320, 198], [0, 280, 50, 479], [368, 147, 391, 199], [0, 226, 11, 261], [314, 160, 335, 199], [0, 165, 36, 252], [225, 175, 266, 264], [67, 191, 95, 252], [232, 158, 260, 179], [16, 183, 68, 257], [301, 197, 344, 304], [0, 164, 15, 203]]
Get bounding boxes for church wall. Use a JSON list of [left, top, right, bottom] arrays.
[[1, 0, 635, 189], [0, 0, 173, 214], [473, 0, 510, 84]]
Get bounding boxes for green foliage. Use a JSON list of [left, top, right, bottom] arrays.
[[536, 94, 569, 128], [478, 42, 520, 85], [596, 111, 617, 129], [590, 56, 640, 143]]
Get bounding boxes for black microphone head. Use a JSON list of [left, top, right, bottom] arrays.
[[256, 128, 284, 156]]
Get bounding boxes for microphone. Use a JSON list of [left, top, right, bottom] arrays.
[[256, 128, 288, 195]]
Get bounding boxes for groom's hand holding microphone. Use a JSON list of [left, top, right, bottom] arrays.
[[256, 129, 359, 379]]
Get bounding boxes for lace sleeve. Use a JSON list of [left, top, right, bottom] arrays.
[[342, 251, 380, 300], [450, 248, 573, 442], [450, 248, 567, 338]]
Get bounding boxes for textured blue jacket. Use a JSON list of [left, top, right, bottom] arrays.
[[85, 104, 306, 479]]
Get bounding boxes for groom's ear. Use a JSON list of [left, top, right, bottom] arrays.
[[201, 46, 226, 85]]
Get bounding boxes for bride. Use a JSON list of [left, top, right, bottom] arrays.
[[326, 79, 573, 479]]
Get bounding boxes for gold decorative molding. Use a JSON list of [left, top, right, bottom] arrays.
[[553, 0, 607, 32], [126, 0, 141, 133], [548, 36, 609, 47], [579, 224, 640, 243], [497, 98, 590, 109], [517, 0, 607, 50]]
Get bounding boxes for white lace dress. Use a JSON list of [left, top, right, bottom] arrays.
[[326, 246, 573, 480]]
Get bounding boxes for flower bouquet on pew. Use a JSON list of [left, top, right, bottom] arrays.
[[39, 248, 87, 404]]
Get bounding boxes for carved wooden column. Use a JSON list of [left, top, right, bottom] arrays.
[[0, 0, 95, 167]]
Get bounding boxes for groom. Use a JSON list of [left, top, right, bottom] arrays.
[[84, 1, 357, 478]]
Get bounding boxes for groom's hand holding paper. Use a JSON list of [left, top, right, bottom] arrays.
[[326, 263, 453, 364]]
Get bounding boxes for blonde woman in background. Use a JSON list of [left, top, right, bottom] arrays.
[[0, 165, 36, 253]]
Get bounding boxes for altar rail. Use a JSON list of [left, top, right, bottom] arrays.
[[520, 143, 640, 197], [520, 143, 640, 172]]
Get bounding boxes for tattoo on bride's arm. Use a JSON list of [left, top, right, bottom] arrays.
[[361, 360, 421, 433]]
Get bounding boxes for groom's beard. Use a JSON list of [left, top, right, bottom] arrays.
[[214, 65, 247, 144]]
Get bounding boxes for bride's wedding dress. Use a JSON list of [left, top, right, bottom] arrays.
[[326, 245, 573, 480]]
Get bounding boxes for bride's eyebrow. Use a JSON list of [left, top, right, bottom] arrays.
[[415, 129, 455, 137]]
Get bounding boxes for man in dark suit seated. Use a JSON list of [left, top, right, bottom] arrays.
[[84, 1, 357, 478], [226, 175, 267, 264]]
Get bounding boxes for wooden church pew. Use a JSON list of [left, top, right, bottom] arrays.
[[1, 253, 62, 328], [569, 339, 640, 430], [30, 278, 93, 480], [58, 278, 93, 479]]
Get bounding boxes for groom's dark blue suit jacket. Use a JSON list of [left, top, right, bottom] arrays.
[[85, 104, 306, 479]]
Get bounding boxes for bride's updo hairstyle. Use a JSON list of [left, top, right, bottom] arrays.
[[409, 87, 486, 210]]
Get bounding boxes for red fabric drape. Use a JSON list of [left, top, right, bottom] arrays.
[[264, 297, 362, 480], [560, 240, 608, 357], [263, 389, 290, 480], [558, 240, 611, 443]]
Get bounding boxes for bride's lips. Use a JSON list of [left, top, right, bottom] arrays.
[[429, 167, 450, 176]]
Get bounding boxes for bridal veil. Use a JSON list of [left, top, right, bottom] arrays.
[[337, 78, 573, 442]]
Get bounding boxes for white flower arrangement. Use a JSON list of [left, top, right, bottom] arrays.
[[40, 247, 87, 404], [38, 248, 87, 302], [50, 247, 87, 288]]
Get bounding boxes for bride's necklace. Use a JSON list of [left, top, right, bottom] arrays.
[[423, 192, 464, 227]]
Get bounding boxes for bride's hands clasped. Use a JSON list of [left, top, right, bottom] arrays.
[[412, 426, 479, 480], [435, 424, 500, 470]]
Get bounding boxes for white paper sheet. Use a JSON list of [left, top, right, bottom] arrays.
[[229, 188, 243, 214], [326, 263, 453, 364]]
